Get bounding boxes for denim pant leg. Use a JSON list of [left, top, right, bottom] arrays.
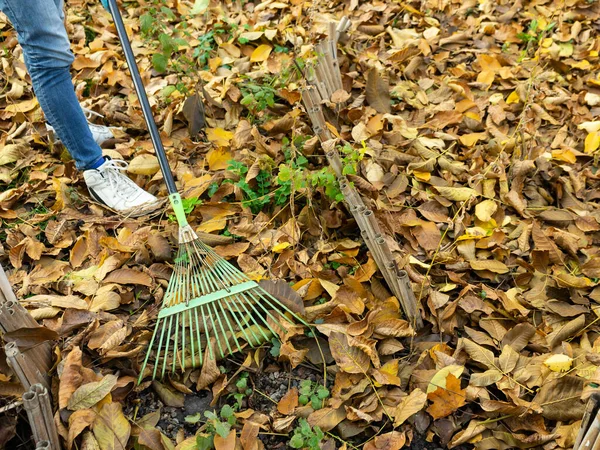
[[0, 0, 103, 170]]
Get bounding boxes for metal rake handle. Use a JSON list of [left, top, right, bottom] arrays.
[[106, 0, 177, 196]]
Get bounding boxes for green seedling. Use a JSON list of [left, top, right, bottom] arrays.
[[298, 380, 329, 410], [289, 418, 325, 449]]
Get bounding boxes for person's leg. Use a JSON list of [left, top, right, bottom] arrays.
[[0, 0, 104, 170]]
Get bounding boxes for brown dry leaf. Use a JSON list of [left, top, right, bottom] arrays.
[[363, 431, 406, 450], [329, 332, 370, 374], [426, 374, 466, 419], [393, 388, 427, 426], [68, 409, 97, 450], [277, 387, 298, 415], [103, 269, 152, 286], [307, 406, 346, 432], [469, 259, 509, 274], [138, 428, 168, 450], [3, 325, 58, 350], [366, 68, 391, 114], [59, 346, 84, 410], [152, 381, 185, 408], [214, 431, 237, 450]]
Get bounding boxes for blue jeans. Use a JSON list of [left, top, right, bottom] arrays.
[[0, 0, 103, 170]]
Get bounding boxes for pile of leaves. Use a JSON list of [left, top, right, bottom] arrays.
[[2, 0, 600, 448]]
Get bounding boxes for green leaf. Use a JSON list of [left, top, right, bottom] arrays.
[[196, 434, 214, 450], [214, 421, 231, 438], [184, 412, 202, 424], [140, 14, 153, 34], [317, 388, 329, 399], [152, 53, 169, 73], [289, 434, 305, 449], [204, 410, 218, 420], [220, 405, 234, 420], [299, 395, 309, 406], [159, 33, 176, 55]]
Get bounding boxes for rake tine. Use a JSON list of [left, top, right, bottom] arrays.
[[200, 304, 216, 362], [214, 297, 244, 353], [234, 293, 274, 342], [140, 317, 160, 380], [162, 315, 175, 378], [245, 290, 289, 334], [206, 303, 227, 359], [209, 300, 236, 356], [194, 307, 203, 366], [226, 296, 254, 347], [187, 309, 195, 368]]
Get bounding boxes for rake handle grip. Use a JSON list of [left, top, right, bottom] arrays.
[[106, 0, 178, 195]]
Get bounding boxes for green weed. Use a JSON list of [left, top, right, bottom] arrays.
[[289, 418, 325, 449], [298, 379, 329, 410]]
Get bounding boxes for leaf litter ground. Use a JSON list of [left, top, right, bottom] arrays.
[[1, 0, 600, 449]]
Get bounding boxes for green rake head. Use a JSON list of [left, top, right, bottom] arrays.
[[139, 199, 308, 381]]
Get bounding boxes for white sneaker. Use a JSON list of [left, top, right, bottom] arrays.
[[83, 157, 159, 215], [47, 108, 119, 147]]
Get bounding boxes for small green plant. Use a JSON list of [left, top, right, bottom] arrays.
[[223, 160, 272, 214], [269, 337, 281, 357], [289, 418, 325, 449], [516, 19, 555, 44], [139, 7, 188, 74], [240, 81, 277, 113], [298, 380, 329, 410], [230, 372, 253, 409], [168, 197, 202, 221], [190, 405, 237, 450]]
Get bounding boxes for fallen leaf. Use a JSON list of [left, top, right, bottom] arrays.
[[250, 44, 272, 62], [68, 409, 97, 450], [393, 388, 427, 426], [68, 375, 118, 411], [92, 402, 131, 450], [426, 374, 466, 419], [277, 387, 298, 415]]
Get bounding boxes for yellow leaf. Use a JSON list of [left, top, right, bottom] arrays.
[[206, 127, 234, 147], [476, 70, 495, 86], [92, 403, 131, 450], [250, 44, 273, 62], [459, 133, 487, 147], [435, 186, 477, 202], [127, 154, 160, 176], [413, 170, 431, 181], [474, 199, 497, 222], [272, 242, 291, 253], [571, 59, 591, 70], [464, 111, 482, 122], [552, 149, 577, 164], [585, 132, 600, 154], [469, 259, 509, 274], [206, 148, 232, 171], [4, 97, 39, 113], [394, 388, 427, 426], [506, 90, 521, 104], [544, 354, 573, 372]]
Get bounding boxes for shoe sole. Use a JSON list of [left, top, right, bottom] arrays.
[[87, 187, 166, 218]]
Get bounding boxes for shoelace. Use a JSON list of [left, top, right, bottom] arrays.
[[98, 159, 143, 200]]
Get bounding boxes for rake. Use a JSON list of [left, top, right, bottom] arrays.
[[106, 0, 307, 381]]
